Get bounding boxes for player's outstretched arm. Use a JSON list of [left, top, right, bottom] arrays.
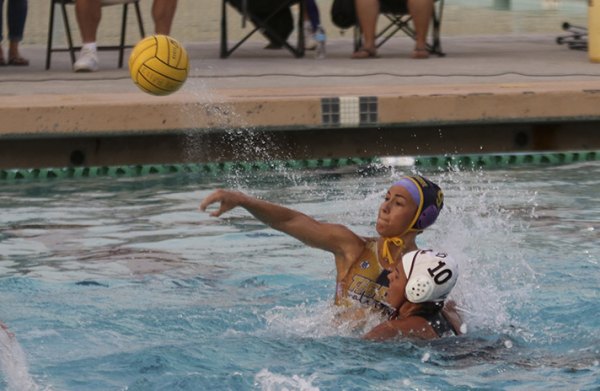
[[200, 189, 363, 257]]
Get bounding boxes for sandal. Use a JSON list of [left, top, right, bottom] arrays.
[[8, 56, 29, 66], [351, 47, 377, 59], [412, 48, 430, 59]]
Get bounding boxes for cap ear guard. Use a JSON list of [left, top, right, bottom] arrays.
[[405, 275, 436, 303], [402, 250, 458, 304], [414, 204, 441, 231]]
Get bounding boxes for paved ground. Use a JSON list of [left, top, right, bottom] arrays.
[[1, 34, 599, 168], [0, 34, 597, 95]]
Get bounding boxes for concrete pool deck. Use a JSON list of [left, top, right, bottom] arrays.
[[1, 34, 600, 168]]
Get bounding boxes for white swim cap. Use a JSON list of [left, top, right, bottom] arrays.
[[402, 250, 458, 303]]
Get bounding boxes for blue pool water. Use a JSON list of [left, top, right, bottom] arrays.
[[0, 161, 598, 390]]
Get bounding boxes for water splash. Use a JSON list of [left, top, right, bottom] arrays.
[[261, 299, 395, 341], [179, 77, 240, 164], [180, 76, 307, 191], [262, 302, 345, 339], [0, 326, 39, 391], [429, 167, 537, 332]]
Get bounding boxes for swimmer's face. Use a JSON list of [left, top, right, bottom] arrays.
[[386, 261, 408, 309], [376, 185, 418, 237]]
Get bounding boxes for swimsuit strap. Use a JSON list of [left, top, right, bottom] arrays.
[[413, 302, 456, 337], [381, 237, 405, 264]]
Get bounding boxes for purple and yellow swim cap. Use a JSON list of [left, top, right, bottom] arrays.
[[393, 176, 444, 231]]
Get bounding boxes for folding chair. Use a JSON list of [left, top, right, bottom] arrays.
[[46, 0, 146, 70], [354, 0, 445, 56], [220, 0, 305, 58]]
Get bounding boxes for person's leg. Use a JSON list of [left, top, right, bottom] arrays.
[[74, 0, 101, 71], [305, 0, 320, 30], [303, 0, 320, 50], [7, 0, 28, 64], [152, 0, 177, 35], [353, 0, 379, 57], [75, 0, 101, 43], [407, 0, 432, 58]]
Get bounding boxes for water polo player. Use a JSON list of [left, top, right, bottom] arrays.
[[200, 175, 463, 340], [363, 249, 462, 340]]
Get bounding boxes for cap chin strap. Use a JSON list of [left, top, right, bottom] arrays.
[[382, 221, 423, 264], [380, 194, 424, 264], [381, 236, 405, 264]]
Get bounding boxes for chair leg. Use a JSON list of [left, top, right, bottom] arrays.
[[364, 0, 445, 57], [221, 0, 229, 58], [354, 27, 362, 52], [46, 1, 56, 70], [249, 2, 304, 57], [118, 4, 129, 68], [46, 0, 146, 70], [134, 1, 145, 38], [430, 0, 445, 56], [295, 1, 305, 58], [221, 0, 304, 58], [376, 15, 407, 49]]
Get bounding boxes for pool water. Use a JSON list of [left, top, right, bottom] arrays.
[[0, 161, 598, 390]]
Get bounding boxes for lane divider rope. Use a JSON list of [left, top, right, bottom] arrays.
[[0, 151, 598, 181]]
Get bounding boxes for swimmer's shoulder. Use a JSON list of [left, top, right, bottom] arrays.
[[442, 300, 467, 335]]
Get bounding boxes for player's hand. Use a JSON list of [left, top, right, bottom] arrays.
[[199, 189, 244, 217]]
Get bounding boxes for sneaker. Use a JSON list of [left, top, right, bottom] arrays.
[[305, 34, 318, 51], [73, 47, 99, 72]]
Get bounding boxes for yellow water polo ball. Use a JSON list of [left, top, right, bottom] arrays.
[[129, 35, 189, 96]]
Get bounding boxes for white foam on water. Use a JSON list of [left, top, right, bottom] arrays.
[[262, 302, 348, 339], [261, 300, 387, 340], [430, 168, 537, 332], [254, 368, 319, 391], [0, 327, 40, 391]]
